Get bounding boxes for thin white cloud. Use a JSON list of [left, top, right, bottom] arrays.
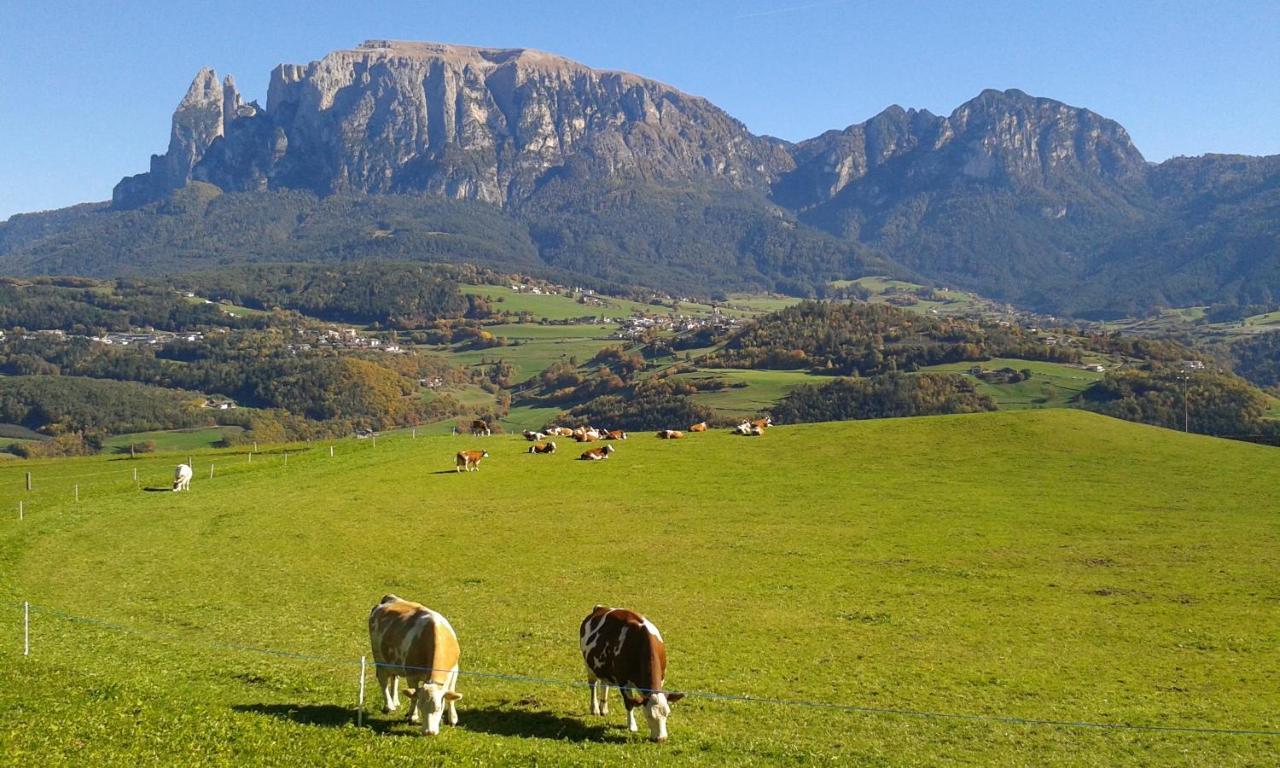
[[735, 0, 850, 20]]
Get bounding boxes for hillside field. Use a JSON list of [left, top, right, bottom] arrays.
[[0, 411, 1277, 766], [919, 359, 1104, 410]]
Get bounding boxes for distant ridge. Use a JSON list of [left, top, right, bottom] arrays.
[[1, 40, 1276, 316]]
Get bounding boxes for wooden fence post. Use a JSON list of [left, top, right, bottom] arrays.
[[357, 656, 367, 726]]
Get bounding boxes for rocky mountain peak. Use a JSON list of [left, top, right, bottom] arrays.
[[113, 68, 247, 207], [115, 40, 791, 209], [774, 90, 1146, 210]]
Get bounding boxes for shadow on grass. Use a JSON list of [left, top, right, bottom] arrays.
[[233, 703, 403, 735], [141, 486, 173, 493], [232, 703, 622, 742], [458, 705, 622, 743]]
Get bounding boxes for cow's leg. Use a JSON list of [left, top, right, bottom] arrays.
[[586, 674, 601, 715], [404, 678, 420, 723], [622, 691, 638, 732], [377, 668, 396, 713], [446, 667, 460, 725], [597, 681, 609, 716]]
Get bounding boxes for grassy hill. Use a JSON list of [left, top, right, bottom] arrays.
[[0, 410, 1276, 765], [918, 358, 1104, 410]]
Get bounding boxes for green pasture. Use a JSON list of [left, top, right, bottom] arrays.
[[920, 358, 1104, 409], [719, 296, 801, 314], [0, 410, 1276, 765], [677, 367, 822, 419], [445, 336, 624, 383], [102, 426, 245, 453], [482, 323, 616, 340], [462, 285, 684, 321]]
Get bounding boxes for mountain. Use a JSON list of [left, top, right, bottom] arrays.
[[774, 90, 1153, 306], [3, 40, 1277, 315], [113, 40, 793, 208]]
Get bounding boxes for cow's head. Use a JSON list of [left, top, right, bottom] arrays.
[[640, 691, 685, 742], [481, 450, 489, 458], [408, 681, 463, 735]]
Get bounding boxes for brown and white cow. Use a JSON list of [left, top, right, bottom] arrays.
[[656, 430, 684, 439], [455, 450, 488, 472], [579, 445, 615, 461], [580, 605, 684, 742], [688, 422, 708, 433], [575, 432, 596, 443], [522, 430, 548, 442], [368, 595, 462, 735], [751, 416, 772, 430], [528, 441, 557, 454], [604, 429, 628, 440], [547, 426, 575, 437], [470, 419, 491, 437]]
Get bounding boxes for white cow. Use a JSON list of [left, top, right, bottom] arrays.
[[173, 463, 193, 491]]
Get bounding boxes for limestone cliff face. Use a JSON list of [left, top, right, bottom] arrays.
[[773, 89, 1147, 210], [113, 70, 253, 207], [115, 40, 791, 207]]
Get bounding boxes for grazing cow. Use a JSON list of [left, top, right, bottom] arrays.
[[528, 441, 557, 454], [368, 595, 462, 735], [579, 445, 615, 461], [580, 606, 684, 742], [604, 430, 627, 440], [522, 430, 547, 442], [470, 419, 491, 437], [689, 422, 708, 433], [455, 450, 489, 472], [656, 430, 684, 439], [172, 463, 193, 492]]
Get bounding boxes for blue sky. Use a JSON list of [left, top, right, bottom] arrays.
[[2, 0, 1277, 219]]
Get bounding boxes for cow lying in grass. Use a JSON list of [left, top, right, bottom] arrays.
[[689, 422, 708, 432], [656, 430, 684, 439], [580, 605, 684, 742], [604, 430, 627, 440], [528, 441, 557, 454], [455, 450, 488, 472], [369, 595, 462, 735], [579, 445, 615, 461], [522, 430, 548, 441]]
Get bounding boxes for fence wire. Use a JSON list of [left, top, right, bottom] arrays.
[[9, 600, 1279, 738]]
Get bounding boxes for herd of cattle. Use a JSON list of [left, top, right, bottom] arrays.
[[167, 416, 776, 488], [455, 417, 773, 471], [158, 418, 785, 741], [370, 595, 682, 741]]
